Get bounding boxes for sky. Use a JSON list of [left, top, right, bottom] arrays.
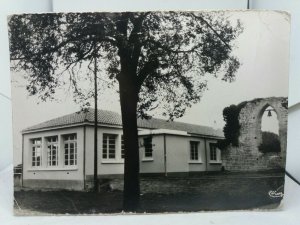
[[11, 11, 290, 165]]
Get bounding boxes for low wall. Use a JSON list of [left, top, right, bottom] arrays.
[[101, 175, 221, 194], [23, 179, 84, 191], [221, 146, 283, 171], [14, 174, 22, 187]]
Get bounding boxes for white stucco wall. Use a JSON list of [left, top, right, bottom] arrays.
[[188, 136, 206, 172], [165, 135, 222, 173], [163, 135, 188, 173], [85, 125, 124, 177], [22, 126, 85, 189], [139, 135, 165, 174], [23, 124, 223, 190]]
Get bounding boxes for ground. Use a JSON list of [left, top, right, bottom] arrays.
[[14, 171, 285, 215]]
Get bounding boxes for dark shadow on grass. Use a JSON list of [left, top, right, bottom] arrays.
[[14, 172, 284, 214]]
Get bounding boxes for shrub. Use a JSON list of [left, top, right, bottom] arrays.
[[258, 131, 281, 153]]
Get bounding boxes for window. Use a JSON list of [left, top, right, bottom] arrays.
[[210, 144, 217, 161], [32, 138, 42, 167], [121, 135, 125, 159], [46, 136, 58, 166], [209, 143, 221, 163], [64, 134, 77, 166], [190, 141, 199, 161], [144, 136, 153, 158], [102, 134, 116, 159]]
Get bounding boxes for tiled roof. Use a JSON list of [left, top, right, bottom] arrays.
[[23, 108, 224, 138]]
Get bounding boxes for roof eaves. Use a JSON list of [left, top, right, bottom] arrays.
[[188, 132, 225, 139], [22, 122, 87, 134], [22, 121, 124, 134]]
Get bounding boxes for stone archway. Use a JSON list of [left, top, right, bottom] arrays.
[[222, 97, 287, 171]]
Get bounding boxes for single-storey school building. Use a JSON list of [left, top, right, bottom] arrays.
[[21, 108, 224, 190]]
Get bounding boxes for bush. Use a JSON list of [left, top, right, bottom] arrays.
[[259, 131, 281, 153], [217, 101, 247, 149]]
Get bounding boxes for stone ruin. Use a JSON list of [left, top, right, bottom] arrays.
[[221, 97, 288, 171]]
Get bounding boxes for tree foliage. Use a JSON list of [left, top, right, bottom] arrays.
[[217, 102, 247, 149], [259, 131, 281, 153], [9, 12, 243, 119], [281, 98, 288, 109], [9, 12, 243, 210]]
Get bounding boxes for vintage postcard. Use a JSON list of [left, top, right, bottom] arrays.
[[9, 11, 289, 215]]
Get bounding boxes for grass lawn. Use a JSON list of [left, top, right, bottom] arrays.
[[14, 172, 285, 215]]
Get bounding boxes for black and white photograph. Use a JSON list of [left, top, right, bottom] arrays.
[[8, 10, 289, 215]]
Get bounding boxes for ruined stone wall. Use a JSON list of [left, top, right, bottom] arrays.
[[222, 97, 287, 171]]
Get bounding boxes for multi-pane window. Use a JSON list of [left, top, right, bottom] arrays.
[[102, 134, 116, 159], [64, 134, 77, 166], [190, 141, 199, 161], [46, 136, 58, 166], [32, 138, 42, 167], [209, 143, 221, 163], [121, 135, 125, 159], [144, 136, 153, 158], [210, 143, 217, 161]]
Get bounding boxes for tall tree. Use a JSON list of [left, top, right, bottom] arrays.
[[8, 11, 243, 210]]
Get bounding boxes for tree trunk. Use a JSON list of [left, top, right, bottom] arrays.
[[119, 77, 140, 211]]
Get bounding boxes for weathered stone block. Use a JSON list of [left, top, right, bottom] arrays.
[[222, 97, 287, 171]]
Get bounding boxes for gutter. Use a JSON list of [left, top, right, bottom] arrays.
[[22, 122, 123, 134], [188, 132, 225, 140], [139, 131, 224, 140], [22, 123, 224, 141]]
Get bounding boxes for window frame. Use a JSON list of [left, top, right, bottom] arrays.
[[102, 133, 117, 161], [121, 135, 125, 159], [143, 136, 153, 160], [189, 141, 202, 163], [46, 136, 59, 167], [31, 138, 42, 167], [63, 133, 77, 167], [209, 143, 222, 164]]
